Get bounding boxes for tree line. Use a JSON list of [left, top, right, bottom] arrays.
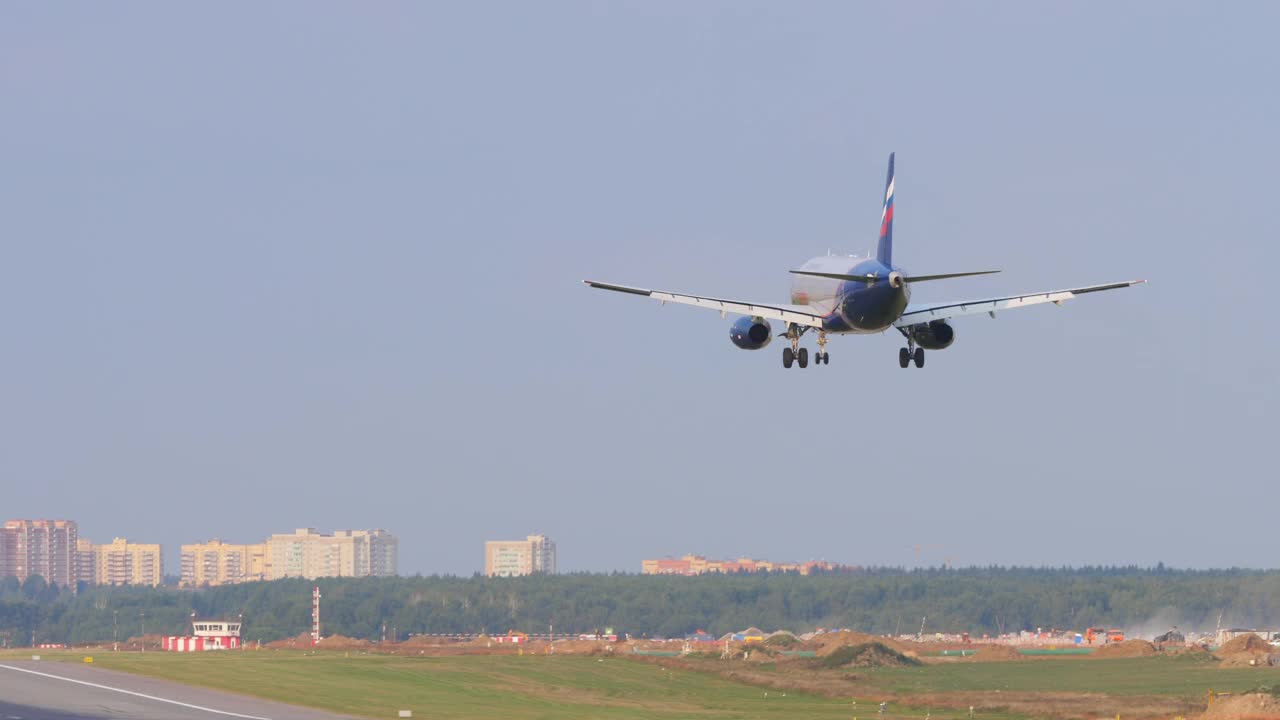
[[2, 567, 1277, 647]]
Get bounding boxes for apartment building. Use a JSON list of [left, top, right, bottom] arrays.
[[77, 538, 163, 587], [180, 539, 268, 587], [365, 529, 398, 578], [0, 519, 79, 586], [641, 554, 851, 576], [265, 528, 398, 581], [484, 534, 557, 577]]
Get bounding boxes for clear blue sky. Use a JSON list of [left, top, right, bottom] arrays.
[[2, 3, 1276, 576]]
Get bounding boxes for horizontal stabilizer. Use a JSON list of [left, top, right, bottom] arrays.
[[788, 269, 1000, 284], [902, 270, 1001, 283]]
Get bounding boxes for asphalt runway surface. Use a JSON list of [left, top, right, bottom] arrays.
[[0, 660, 361, 720]]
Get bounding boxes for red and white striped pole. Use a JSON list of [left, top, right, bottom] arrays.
[[311, 586, 321, 646]]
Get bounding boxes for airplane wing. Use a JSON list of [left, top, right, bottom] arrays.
[[894, 280, 1146, 327], [584, 280, 826, 328]]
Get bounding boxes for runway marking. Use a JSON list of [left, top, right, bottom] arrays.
[[0, 664, 272, 720]]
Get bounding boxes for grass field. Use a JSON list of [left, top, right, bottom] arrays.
[[868, 655, 1270, 697], [12, 650, 964, 720], [7, 649, 1278, 719]]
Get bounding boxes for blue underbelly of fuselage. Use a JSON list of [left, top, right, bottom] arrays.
[[790, 257, 909, 334], [824, 279, 909, 333]]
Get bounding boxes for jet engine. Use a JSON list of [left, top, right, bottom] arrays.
[[728, 316, 773, 350], [904, 320, 955, 350]]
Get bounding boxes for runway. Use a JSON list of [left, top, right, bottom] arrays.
[[0, 661, 361, 720]]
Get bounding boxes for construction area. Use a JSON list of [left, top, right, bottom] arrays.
[[90, 589, 1280, 719], [26, 626, 1280, 720]]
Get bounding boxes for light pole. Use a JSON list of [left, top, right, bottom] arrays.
[[113, 610, 118, 652], [140, 611, 146, 652]]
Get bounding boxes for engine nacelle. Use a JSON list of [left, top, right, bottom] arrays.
[[729, 316, 773, 350], [904, 320, 955, 350]]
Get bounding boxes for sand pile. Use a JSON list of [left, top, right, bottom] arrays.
[[1093, 639, 1158, 658], [1216, 634, 1276, 667], [1199, 692, 1280, 719], [267, 632, 316, 649], [971, 644, 1023, 661], [764, 631, 799, 648], [742, 645, 777, 662], [316, 634, 372, 650], [122, 634, 167, 650], [805, 631, 905, 656], [1221, 634, 1272, 654], [816, 642, 920, 668]]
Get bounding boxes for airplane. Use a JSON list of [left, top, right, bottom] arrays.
[[584, 153, 1144, 369]]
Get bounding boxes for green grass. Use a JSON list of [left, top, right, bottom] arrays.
[[864, 655, 1277, 697], [14, 650, 949, 720], [11, 649, 1277, 720]]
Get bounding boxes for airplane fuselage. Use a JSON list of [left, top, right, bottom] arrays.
[[789, 255, 911, 334]]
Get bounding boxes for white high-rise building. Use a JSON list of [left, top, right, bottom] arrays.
[[484, 534, 556, 577], [264, 528, 398, 580]]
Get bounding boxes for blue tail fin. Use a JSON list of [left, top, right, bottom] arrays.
[[876, 152, 895, 266]]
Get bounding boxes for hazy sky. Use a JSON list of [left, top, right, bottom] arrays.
[[3, 2, 1277, 576]]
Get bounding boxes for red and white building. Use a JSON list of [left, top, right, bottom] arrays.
[[163, 618, 242, 652]]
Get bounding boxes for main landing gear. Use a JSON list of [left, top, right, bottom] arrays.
[[782, 346, 808, 369], [898, 343, 924, 369], [781, 327, 828, 369]]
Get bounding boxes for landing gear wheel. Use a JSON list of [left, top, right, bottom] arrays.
[[818, 352, 829, 365], [783, 347, 794, 368], [899, 348, 910, 368], [913, 348, 925, 368], [797, 348, 809, 368]]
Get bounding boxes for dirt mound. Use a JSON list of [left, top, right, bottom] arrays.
[[266, 632, 316, 649], [1216, 635, 1276, 667], [120, 633, 168, 650], [804, 631, 904, 656], [400, 634, 456, 647], [764, 632, 799, 648], [1093, 639, 1158, 658], [815, 642, 920, 668], [317, 634, 373, 650], [1199, 692, 1280, 719], [971, 644, 1023, 661], [1222, 635, 1273, 655], [549, 640, 607, 655]]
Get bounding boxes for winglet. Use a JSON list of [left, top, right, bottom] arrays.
[[584, 280, 652, 296]]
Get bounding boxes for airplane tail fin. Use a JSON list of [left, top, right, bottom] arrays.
[[876, 152, 895, 266]]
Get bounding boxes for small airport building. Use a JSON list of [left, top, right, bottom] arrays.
[[163, 618, 242, 652]]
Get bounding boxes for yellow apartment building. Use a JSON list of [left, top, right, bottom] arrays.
[[180, 539, 267, 587]]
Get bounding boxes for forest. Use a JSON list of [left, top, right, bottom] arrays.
[[2, 567, 1277, 646]]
